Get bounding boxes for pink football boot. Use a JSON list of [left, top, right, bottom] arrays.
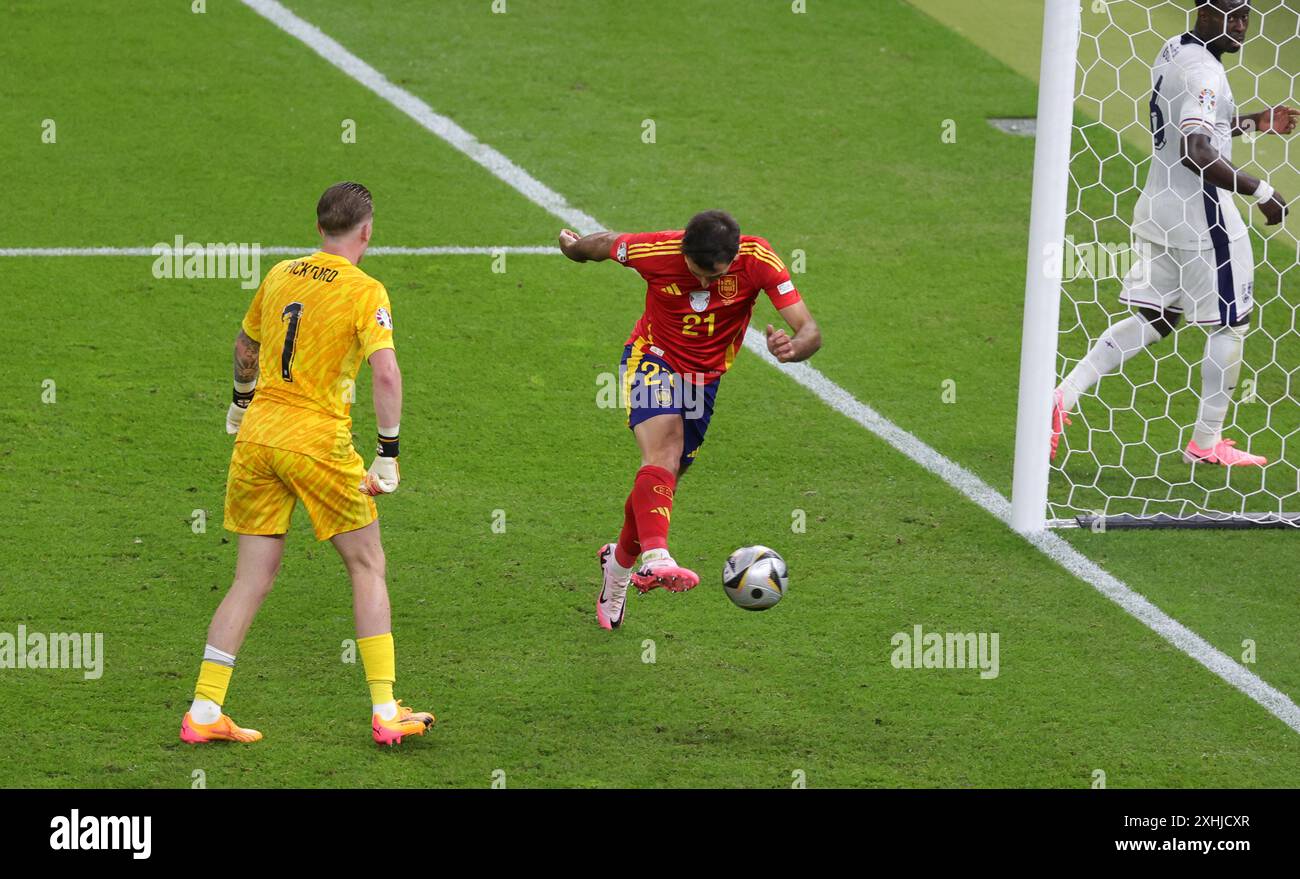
[[1183, 438, 1267, 467]]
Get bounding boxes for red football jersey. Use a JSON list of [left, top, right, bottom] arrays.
[[610, 230, 802, 383]]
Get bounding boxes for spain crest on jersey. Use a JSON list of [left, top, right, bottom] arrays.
[[717, 275, 739, 302], [689, 290, 710, 312]]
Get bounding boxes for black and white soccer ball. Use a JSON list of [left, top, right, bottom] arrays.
[[722, 546, 789, 610]]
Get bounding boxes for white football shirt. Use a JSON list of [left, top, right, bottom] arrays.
[[1131, 34, 1247, 251]]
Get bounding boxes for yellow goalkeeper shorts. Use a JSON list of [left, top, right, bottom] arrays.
[[224, 441, 377, 541]]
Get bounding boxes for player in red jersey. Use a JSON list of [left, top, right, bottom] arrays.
[[559, 210, 822, 629]]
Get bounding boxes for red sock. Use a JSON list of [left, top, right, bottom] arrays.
[[629, 465, 676, 553], [615, 492, 640, 568]]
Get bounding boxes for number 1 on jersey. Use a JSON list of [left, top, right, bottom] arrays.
[[281, 302, 304, 382]]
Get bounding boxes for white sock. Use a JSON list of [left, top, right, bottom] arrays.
[[1059, 315, 1164, 411], [640, 547, 671, 565], [607, 546, 633, 581], [373, 701, 398, 721], [1192, 324, 1247, 449], [203, 643, 236, 667], [189, 698, 221, 724]]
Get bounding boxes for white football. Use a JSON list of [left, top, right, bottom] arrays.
[[722, 546, 789, 610]]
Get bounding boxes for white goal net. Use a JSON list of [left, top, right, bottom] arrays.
[[1049, 0, 1300, 528]]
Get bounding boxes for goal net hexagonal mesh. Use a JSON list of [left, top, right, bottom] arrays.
[[1051, 0, 1300, 528]]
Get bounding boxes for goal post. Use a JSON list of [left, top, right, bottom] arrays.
[[1012, 0, 1300, 533], [1011, 0, 1082, 535]]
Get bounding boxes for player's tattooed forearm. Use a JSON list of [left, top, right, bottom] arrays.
[[233, 330, 260, 383]]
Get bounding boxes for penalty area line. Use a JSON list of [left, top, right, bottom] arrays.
[[0, 246, 562, 258], [244, 0, 1300, 735], [240, 0, 602, 237]]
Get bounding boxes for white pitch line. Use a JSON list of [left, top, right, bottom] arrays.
[[244, 0, 1300, 734], [0, 246, 561, 257]]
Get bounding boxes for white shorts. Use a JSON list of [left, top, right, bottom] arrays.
[[1119, 235, 1254, 325]]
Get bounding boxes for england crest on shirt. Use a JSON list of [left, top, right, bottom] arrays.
[[689, 290, 710, 312]]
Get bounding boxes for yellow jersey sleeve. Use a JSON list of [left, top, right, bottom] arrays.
[[241, 274, 270, 343], [356, 282, 395, 361]]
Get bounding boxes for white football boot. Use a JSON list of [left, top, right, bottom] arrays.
[[596, 543, 630, 630]]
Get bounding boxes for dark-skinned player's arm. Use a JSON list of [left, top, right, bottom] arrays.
[[1183, 129, 1288, 226], [558, 229, 622, 262], [765, 300, 821, 363], [1232, 104, 1300, 137]]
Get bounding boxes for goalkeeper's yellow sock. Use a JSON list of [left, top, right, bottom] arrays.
[[358, 632, 397, 720], [190, 659, 233, 724]]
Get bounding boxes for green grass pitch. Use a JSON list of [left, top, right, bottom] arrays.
[[1, 0, 1299, 788]]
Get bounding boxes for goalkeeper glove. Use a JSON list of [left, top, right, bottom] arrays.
[[360, 428, 400, 495], [226, 382, 256, 435]]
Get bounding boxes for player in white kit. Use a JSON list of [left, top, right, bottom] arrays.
[[1053, 0, 1297, 466]]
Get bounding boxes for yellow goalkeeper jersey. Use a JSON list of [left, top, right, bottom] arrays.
[[237, 251, 394, 460]]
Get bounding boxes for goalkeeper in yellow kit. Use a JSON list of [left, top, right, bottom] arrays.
[[180, 182, 434, 747]]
